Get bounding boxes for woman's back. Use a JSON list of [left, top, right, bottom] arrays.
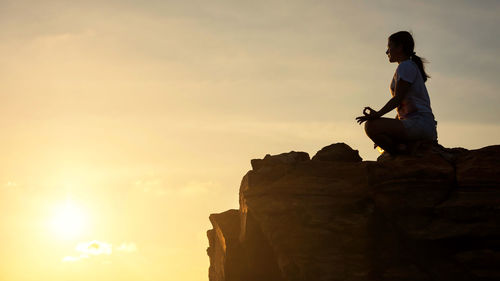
[[390, 59, 433, 120]]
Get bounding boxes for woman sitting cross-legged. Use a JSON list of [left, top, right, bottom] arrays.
[[356, 31, 438, 156]]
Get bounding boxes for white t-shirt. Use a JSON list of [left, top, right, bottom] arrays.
[[390, 59, 433, 119]]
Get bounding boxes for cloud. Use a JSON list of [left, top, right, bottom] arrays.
[[179, 180, 217, 197], [62, 240, 137, 262], [117, 242, 137, 253], [62, 256, 80, 262], [61, 254, 90, 262], [32, 29, 97, 49], [76, 240, 112, 256], [134, 177, 169, 195], [133, 177, 222, 197], [2, 181, 19, 189]]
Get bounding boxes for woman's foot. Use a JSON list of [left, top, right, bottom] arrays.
[[377, 150, 395, 161]]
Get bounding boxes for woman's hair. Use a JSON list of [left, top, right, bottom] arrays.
[[388, 31, 430, 82]]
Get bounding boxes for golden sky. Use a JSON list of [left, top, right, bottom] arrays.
[[1, 0, 499, 280]]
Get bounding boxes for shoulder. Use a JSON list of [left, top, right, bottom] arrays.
[[397, 60, 417, 70], [396, 60, 418, 83]]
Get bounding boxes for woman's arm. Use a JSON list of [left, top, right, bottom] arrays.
[[356, 79, 411, 124], [374, 79, 412, 118]]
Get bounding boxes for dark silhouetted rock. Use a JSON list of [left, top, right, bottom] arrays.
[[312, 142, 363, 162], [207, 210, 244, 281], [250, 151, 310, 171], [207, 143, 500, 281]]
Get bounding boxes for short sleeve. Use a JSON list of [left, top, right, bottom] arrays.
[[396, 61, 417, 83]]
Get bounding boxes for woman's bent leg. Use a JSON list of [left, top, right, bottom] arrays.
[[364, 118, 408, 154]]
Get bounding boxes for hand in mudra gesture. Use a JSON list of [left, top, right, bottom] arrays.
[[355, 107, 380, 124]]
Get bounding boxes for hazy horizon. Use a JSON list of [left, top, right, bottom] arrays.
[[1, 0, 499, 280]]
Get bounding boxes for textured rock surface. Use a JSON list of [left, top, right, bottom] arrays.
[[311, 142, 363, 162], [207, 142, 500, 281], [207, 210, 242, 281]]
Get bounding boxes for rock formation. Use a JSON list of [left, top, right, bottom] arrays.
[[207, 142, 500, 281]]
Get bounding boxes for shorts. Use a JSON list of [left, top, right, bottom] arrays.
[[400, 112, 438, 141]]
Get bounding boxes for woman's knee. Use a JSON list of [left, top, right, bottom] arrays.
[[364, 120, 377, 136]]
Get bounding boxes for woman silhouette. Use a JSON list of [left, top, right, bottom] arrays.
[[356, 31, 438, 155]]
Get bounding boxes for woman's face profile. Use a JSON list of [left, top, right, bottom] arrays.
[[386, 40, 401, 63]]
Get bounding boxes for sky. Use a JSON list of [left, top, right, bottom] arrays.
[[1, 0, 499, 280]]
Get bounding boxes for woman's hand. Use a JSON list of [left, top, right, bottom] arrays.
[[355, 106, 380, 124]]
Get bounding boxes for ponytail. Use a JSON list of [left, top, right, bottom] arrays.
[[389, 31, 431, 82], [410, 53, 430, 82]]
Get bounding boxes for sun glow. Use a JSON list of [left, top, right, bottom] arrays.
[[50, 201, 87, 239]]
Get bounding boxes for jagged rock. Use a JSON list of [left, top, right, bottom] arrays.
[[251, 151, 310, 171], [311, 142, 363, 162], [207, 143, 500, 281], [207, 210, 243, 281], [456, 145, 500, 188]]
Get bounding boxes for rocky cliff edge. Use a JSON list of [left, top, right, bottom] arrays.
[[207, 142, 500, 281]]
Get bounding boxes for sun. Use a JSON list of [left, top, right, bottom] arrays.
[[50, 201, 87, 239]]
